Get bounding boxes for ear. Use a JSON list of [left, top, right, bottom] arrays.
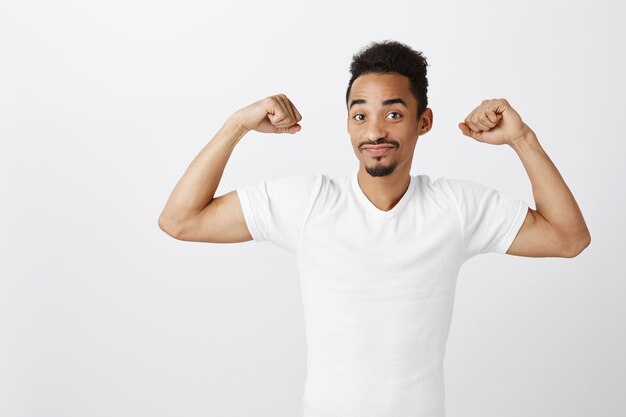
[[417, 108, 433, 135]]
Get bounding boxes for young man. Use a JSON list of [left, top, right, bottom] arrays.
[[158, 40, 590, 417]]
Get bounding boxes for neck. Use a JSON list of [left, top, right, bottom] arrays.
[[356, 163, 412, 212]]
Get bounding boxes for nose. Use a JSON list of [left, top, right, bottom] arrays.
[[365, 116, 388, 142]]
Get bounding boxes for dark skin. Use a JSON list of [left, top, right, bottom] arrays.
[[347, 72, 433, 211], [161, 68, 589, 257]]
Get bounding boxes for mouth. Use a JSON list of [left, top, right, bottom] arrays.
[[362, 144, 396, 157]]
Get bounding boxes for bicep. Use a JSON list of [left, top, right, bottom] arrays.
[[173, 190, 253, 243], [505, 208, 570, 257]]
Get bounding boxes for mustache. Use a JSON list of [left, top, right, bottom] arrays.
[[359, 139, 400, 149]]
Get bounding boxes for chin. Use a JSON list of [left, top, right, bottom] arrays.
[[364, 160, 398, 177]]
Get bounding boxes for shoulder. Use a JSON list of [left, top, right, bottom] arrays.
[[412, 175, 499, 214], [411, 173, 465, 189], [411, 174, 465, 198], [266, 172, 323, 187], [426, 175, 494, 200], [246, 172, 325, 197], [429, 175, 483, 191], [235, 173, 326, 220]]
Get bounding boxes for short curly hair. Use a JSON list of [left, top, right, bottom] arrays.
[[346, 40, 429, 119]]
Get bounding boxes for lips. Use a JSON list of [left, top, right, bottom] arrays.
[[362, 144, 395, 157], [363, 143, 395, 156], [362, 144, 395, 150]]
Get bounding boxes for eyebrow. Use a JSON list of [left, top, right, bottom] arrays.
[[349, 97, 408, 110]]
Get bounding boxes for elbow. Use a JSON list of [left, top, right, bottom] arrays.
[[158, 214, 184, 239], [562, 231, 591, 258]]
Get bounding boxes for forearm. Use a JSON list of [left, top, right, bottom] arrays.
[[510, 127, 590, 243], [158, 115, 248, 228]]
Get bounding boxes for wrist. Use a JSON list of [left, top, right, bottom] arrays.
[[509, 125, 537, 149], [226, 113, 250, 136]]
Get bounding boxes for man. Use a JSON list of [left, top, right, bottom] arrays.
[[158, 40, 590, 417]]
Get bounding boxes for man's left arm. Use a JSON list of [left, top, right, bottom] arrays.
[[458, 98, 591, 258]]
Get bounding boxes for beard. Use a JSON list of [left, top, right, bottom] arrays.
[[364, 158, 398, 177]]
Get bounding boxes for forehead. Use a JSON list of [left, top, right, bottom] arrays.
[[349, 72, 414, 104]]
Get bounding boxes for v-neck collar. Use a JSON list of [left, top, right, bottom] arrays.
[[350, 170, 416, 219]]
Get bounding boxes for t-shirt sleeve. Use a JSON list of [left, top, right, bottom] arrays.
[[441, 177, 531, 259], [235, 173, 324, 253]]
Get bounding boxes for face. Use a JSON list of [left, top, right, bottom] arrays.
[[347, 72, 432, 177]]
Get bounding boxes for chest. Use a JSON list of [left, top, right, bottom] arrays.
[[299, 199, 462, 278]]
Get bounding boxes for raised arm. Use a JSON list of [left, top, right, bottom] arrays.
[[458, 98, 591, 258], [158, 94, 302, 242]]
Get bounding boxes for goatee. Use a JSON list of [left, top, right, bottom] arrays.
[[365, 160, 398, 177]]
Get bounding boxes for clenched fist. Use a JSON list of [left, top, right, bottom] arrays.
[[230, 94, 303, 134], [458, 98, 531, 146]]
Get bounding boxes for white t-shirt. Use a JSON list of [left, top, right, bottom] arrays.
[[236, 170, 530, 417]]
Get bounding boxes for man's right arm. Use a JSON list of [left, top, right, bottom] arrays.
[[157, 94, 302, 243]]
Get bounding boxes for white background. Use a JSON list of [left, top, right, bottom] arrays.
[[2, 0, 624, 416]]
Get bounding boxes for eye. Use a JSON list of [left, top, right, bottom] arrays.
[[386, 112, 402, 120], [353, 114, 365, 121]]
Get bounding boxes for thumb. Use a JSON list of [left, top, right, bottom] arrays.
[[458, 122, 486, 142], [458, 122, 476, 137], [276, 123, 301, 134], [458, 122, 470, 135]]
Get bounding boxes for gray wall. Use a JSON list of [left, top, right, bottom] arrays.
[[1, 0, 623, 416]]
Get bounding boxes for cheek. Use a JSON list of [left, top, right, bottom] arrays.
[[347, 122, 359, 132], [348, 126, 361, 141]]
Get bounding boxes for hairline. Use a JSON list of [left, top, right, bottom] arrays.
[[346, 71, 423, 118]]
